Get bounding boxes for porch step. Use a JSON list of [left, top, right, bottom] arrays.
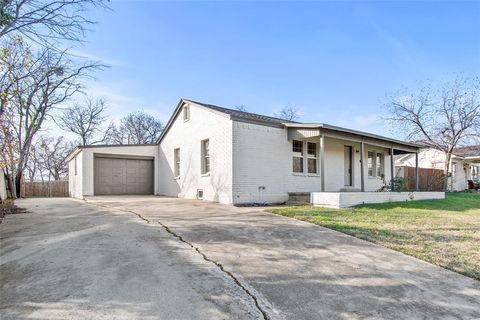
[[339, 188, 362, 192], [287, 192, 311, 205]]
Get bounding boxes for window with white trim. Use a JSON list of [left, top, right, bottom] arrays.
[[368, 150, 384, 178], [307, 142, 318, 174], [472, 165, 479, 180], [376, 152, 384, 177], [183, 104, 190, 121], [292, 140, 304, 173], [74, 156, 77, 176], [367, 151, 374, 177], [201, 139, 210, 174], [174, 148, 180, 178]]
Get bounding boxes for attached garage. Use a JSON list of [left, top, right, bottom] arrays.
[[68, 145, 158, 198], [94, 155, 154, 195]]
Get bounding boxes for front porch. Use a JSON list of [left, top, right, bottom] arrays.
[[284, 123, 444, 208], [286, 123, 423, 193]]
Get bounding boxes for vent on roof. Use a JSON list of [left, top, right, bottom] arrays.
[[183, 104, 190, 122]]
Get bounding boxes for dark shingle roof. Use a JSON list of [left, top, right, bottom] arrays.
[[454, 145, 480, 157], [184, 99, 297, 126]]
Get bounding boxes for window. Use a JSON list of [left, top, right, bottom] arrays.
[[293, 140, 303, 153], [472, 166, 479, 181], [183, 104, 190, 121], [307, 142, 317, 174], [292, 140, 303, 173], [201, 139, 210, 174], [307, 142, 316, 156], [368, 150, 384, 178], [174, 148, 180, 178], [74, 156, 77, 176], [367, 151, 374, 177], [376, 153, 384, 177]]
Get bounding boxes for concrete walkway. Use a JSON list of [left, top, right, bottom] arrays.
[[2, 197, 479, 319]]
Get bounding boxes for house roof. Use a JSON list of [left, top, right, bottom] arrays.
[[453, 145, 480, 158], [156, 98, 295, 144], [156, 99, 420, 152], [282, 123, 422, 149], [184, 99, 297, 126]]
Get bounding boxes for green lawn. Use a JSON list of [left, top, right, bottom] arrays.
[[267, 193, 480, 280]]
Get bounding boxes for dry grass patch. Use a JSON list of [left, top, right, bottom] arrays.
[[0, 199, 28, 223]]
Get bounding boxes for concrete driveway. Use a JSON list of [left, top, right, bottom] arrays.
[[1, 197, 479, 319]]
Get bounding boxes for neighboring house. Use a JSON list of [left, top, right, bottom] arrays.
[[395, 146, 480, 191], [68, 99, 423, 205]]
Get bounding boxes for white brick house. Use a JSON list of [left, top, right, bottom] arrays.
[[69, 99, 437, 206]]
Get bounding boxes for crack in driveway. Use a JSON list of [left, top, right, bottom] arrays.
[[155, 220, 270, 320], [91, 202, 270, 320]]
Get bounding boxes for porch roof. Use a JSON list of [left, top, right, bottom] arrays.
[[465, 156, 480, 163], [284, 123, 421, 154]]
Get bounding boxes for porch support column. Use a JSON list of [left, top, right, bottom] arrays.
[[415, 152, 420, 191], [390, 147, 395, 191], [360, 140, 365, 192], [320, 135, 325, 192]]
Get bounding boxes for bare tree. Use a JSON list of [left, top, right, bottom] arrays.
[[108, 110, 163, 145], [235, 105, 248, 112], [25, 139, 42, 181], [0, 0, 106, 46], [385, 76, 480, 189], [57, 96, 110, 145], [0, 37, 102, 197], [274, 105, 300, 121], [26, 135, 72, 181], [36, 136, 72, 181]]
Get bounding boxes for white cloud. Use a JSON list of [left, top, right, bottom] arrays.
[[84, 83, 173, 124]]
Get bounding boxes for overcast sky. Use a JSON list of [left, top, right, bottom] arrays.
[[54, 0, 480, 139]]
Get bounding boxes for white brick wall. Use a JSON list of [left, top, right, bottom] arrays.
[[158, 104, 233, 204], [0, 170, 7, 201], [232, 121, 322, 204], [68, 151, 83, 198], [312, 192, 445, 208]]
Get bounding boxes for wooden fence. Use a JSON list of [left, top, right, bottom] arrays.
[[402, 166, 445, 191], [23, 181, 69, 197]]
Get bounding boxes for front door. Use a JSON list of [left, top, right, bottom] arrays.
[[344, 146, 353, 186]]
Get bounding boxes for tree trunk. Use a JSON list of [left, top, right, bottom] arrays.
[[444, 153, 452, 191], [15, 170, 23, 198], [6, 173, 15, 199]]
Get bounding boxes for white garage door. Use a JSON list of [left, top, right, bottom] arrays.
[[94, 155, 154, 195]]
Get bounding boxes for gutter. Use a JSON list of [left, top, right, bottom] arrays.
[[66, 144, 158, 161]]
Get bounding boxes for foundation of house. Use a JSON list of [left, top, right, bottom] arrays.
[[310, 192, 445, 209]]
